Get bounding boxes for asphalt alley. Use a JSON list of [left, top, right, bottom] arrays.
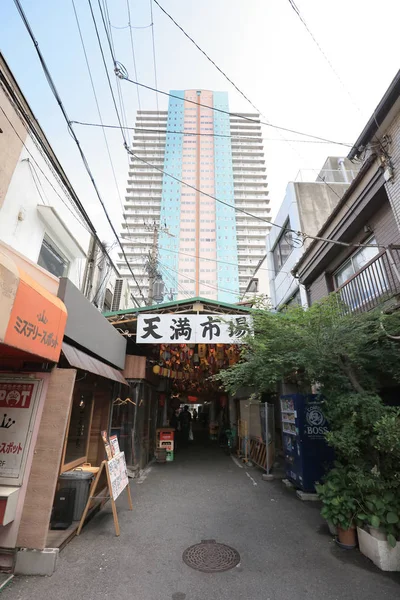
[[4, 437, 400, 600]]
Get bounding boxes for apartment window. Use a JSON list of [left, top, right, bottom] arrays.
[[272, 219, 292, 273], [334, 237, 379, 288], [38, 234, 69, 278], [333, 236, 386, 309]]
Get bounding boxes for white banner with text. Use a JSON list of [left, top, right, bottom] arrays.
[[137, 314, 252, 344]]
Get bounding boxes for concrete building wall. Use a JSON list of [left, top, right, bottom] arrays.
[[266, 179, 347, 309], [383, 110, 400, 231], [0, 86, 27, 210], [0, 135, 89, 289], [266, 183, 304, 309], [295, 182, 348, 249]]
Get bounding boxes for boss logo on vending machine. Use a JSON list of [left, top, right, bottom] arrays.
[[305, 405, 328, 437]]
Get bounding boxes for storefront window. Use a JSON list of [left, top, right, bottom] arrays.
[[62, 391, 94, 472]]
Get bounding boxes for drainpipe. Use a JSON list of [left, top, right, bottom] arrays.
[[338, 158, 349, 183]]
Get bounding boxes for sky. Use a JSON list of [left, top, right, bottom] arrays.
[[1, 0, 400, 251]]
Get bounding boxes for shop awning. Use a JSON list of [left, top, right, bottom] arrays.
[[61, 342, 128, 385], [0, 251, 67, 362]]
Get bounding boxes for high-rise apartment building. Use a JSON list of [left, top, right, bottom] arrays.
[[119, 90, 270, 305]]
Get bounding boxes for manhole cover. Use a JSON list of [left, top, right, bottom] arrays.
[[182, 539, 240, 573]]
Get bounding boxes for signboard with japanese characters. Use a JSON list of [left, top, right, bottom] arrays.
[[3, 273, 67, 362], [137, 314, 253, 344], [107, 451, 129, 501], [0, 379, 41, 484]]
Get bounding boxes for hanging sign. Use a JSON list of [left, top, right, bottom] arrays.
[[137, 314, 252, 344], [0, 380, 41, 483]]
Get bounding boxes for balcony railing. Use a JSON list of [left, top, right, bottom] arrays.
[[336, 248, 400, 314]]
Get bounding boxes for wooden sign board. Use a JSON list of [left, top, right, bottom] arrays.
[[77, 448, 132, 537], [108, 452, 128, 501]]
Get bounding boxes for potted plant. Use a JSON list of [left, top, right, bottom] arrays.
[[316, 465, 358, 549], [356, 492, 400, 570]]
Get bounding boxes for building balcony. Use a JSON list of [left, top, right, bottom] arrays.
[[336, 248, 400, 314]]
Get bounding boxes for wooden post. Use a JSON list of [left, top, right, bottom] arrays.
[[126, 484, 133, 511], [77, 461, 105, 535], [105, 460, 120, 537], [77, 452, 132, 537]]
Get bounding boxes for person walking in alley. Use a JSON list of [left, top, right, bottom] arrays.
[[193, 408, 198, 422], [179, 405, 192, 445]]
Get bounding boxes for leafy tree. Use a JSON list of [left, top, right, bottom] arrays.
[[219, 294, 400, 541], [218, 294, 400, 396]]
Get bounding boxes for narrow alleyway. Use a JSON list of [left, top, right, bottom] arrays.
[[4, 435, 400, 600]]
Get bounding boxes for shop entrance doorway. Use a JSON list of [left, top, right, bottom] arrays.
[[105, 297, 273, 470]]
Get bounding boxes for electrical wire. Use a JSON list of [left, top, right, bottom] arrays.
[[287, 0, 362, 116], [121, 78, 352, 147], [145, 1, 352, 203], [153, 0, 263, 116], [72, 0, 139, 256], [110, 22, 153, 30], [99, 0, 132, 147], [159, 260, 242, 299], [128, 150, 383, 250], [126, 0, 142, 113], [149, 0, 160, 115], [87, 0, 129, 148], [70, 120, 352, 146], [158, 262, 193, 300], [137, 242, 286, 275], [13, 0, 146, 306]]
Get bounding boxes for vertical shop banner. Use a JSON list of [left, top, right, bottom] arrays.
[[0, 380, 40, 480], [137, 314, 252, 344]]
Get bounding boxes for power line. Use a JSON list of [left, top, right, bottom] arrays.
[[159, 260, 242, 299], [122, 78, 352, 147], [70, 120, 352, 146], [287, 0, 362, 116], [87, 0, 129, 148], [127, 150, 382, 251], [149, 0, 160, 115], [146, 243, 287, 275], [126, 0, 142, 112], [153, 0, 263, 116], [13, 0, 146, 306], [148, 0, 351, 202], [99, 0, 132, 147], [72, 0, 125, 209], [158, 262, 193, 300], [72, 0, 138, 254], [110, 22, 152, 30]]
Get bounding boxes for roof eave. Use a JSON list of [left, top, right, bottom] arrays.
[[348, 69, 400, 160]]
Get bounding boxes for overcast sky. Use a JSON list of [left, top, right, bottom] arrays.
[[1, 0, 400, 248]]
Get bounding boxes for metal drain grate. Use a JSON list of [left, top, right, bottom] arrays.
[[182, 539, 240, 573]]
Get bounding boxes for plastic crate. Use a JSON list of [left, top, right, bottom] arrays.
[[58, 471, 94, 521]]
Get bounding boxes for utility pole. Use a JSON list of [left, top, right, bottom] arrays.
[[145, 222, 171, 305], [82, 236, 97, 299]]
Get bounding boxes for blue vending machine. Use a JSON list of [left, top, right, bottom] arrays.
[[280, 394, 333, 492]]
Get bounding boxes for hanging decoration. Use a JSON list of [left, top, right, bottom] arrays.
[[150, 341, 241, 392]]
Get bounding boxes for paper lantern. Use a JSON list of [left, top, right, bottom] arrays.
[[153, 365, 160, 374]]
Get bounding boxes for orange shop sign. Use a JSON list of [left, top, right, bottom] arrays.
[[0, 257, 67, 362]]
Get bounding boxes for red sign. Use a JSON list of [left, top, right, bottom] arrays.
[[0, 383, 34, 409]]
